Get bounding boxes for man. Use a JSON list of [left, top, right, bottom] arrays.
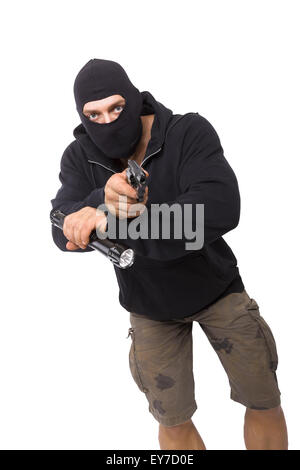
[[50, 58, 288, 450]]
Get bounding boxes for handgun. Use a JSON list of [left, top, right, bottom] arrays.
[[126, 160, 148, 202]]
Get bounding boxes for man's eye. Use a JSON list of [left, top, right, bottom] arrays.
[[114, 105, 124, 113], [89, 112, 98, 120]]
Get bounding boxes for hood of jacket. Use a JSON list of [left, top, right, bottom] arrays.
[[72, 90, 174, 173]]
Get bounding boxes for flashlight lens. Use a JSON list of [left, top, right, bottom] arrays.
[[119, 249, 135, 268]]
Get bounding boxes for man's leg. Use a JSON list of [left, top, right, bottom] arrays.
[[244, 405, 288, 450], [127, 312, 199, 447], [158, 419, 206, 450], [186, 289, 285, 450]]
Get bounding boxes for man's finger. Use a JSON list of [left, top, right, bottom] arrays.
[[66, 241, 81, 250], [116, 180, 138, 200], [109, 192, 138, 204]]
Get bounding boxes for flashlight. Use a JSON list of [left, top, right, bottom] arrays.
[[50, 209, 135, 269]]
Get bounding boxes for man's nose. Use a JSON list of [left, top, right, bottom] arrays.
[[103, 112, 112, 124]]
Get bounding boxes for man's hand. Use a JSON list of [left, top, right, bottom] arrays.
[[63, 206, 107, 251], [104, 168, 149, 219]]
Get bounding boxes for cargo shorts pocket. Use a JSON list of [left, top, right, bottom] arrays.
[[127, 327, 149, 393], [246, 298, 279, 372]]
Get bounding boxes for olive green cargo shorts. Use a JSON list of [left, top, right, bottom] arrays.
[[127, 289, 281, 427]]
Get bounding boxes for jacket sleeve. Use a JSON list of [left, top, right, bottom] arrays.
[[116, 114, 241, 261], [50, 143, 106, 252]]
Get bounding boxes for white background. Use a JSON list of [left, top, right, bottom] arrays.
[[1, 0, 299, 450]]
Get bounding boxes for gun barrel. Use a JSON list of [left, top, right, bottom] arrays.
[[126, 161, 148, 202]]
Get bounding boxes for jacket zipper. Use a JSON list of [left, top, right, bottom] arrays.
[[87, 160, 117, 174], [140, 147, 162, 168], [87, 147, 162, 173]]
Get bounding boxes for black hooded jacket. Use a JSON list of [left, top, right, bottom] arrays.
[[50, 91, 244, 321]]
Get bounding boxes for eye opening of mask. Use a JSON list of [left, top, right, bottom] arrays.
[[81, 94, 128, 126]]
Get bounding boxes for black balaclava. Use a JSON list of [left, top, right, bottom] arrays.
[[73, 58, 143, 159]]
